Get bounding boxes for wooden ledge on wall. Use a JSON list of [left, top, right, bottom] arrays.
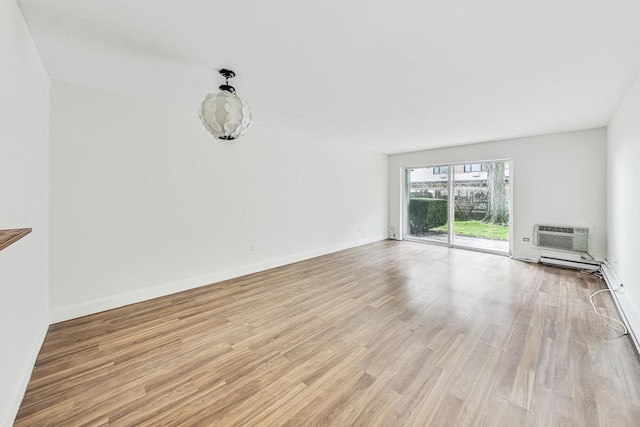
[[0, 228, 32, 252]]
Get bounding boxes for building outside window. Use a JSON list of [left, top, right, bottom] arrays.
[[463, 163, 484, 172], [433, 166, 448, 174]]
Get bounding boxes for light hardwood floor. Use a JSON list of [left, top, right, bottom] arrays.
[[15, 240, 640, 426]]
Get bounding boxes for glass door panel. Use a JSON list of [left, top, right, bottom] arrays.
[[406, 166, 449, 243], [452, 161, 509, 253]]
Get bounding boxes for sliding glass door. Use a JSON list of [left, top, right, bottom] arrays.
[[406, 166, 449, 244], [451, 161, 509, 252], [406, 161, 510, 254]]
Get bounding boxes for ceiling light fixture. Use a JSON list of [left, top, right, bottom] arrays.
[[199, 69, 252, 140]]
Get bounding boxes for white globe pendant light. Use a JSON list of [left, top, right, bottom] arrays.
[[199, 69, 252, 140]]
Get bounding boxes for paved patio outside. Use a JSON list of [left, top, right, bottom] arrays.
[[409, 233, 509, 253]]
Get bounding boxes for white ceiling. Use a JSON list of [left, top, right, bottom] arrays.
[[17, 0, 640, 154]]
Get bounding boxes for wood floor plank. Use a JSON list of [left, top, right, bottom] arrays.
[[14, 240, 640, 426]]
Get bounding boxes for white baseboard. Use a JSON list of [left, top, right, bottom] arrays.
[[601, 261, 640, 355], [50, 236, 388, 323], [2, 318, 49, 427]]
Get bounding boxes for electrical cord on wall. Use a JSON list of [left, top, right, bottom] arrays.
[[590, 288, 628, 335]]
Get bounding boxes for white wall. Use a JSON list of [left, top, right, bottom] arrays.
[[388, 128, 607, 261], [49, 81, 388, 321], [0, 0, 50, 424], [607, 72, 640, 335]]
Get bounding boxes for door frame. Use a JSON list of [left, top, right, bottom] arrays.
[[403, 159, 513, 256]]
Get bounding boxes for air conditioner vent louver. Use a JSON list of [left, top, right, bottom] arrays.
[[535, 225, 588, 252], [538, 225, 585, 234]]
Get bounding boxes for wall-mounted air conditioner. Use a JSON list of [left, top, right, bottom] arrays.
[[535, 225, 588, 252], [535, 225, 598, 271]]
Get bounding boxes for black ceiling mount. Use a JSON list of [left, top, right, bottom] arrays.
[[219, 69, 236, 93], [219, 69, 236, 79]]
